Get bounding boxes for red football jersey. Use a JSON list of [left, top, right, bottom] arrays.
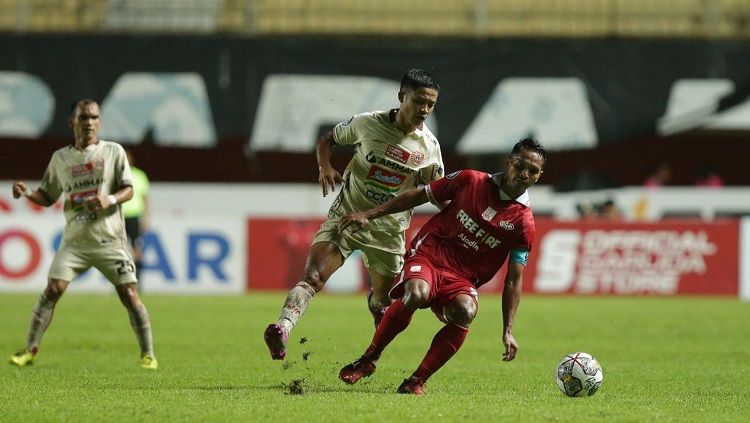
[[411, 170, 536, 286]]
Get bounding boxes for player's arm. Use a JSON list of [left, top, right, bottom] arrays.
[[316, 130, 343, 197], [338, 186, 429, 232], [501, 258, 526, 362], [12, 181, 54, 207]]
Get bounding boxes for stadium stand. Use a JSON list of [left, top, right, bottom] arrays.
[[0, 0, 748, 37]]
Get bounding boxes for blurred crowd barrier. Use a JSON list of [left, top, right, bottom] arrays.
[[1, 0, 749, 37]]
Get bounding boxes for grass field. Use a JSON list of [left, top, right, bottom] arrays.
[[1, 292, 748, 422]]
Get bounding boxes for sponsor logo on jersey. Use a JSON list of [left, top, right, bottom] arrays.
[[411, 150, 426, 165], [365, 151, 415, 174], [65, 178, 103, 193], [367, 166, 405, 188], [70, 188, 99, 212], [499, 220, 515, 230], [482, 207, 497, 221], [385, 144, 410, 164], [71, 160, 104, 177], [410, 265, 422, 272], [365, 189, 395, 204], [456, 209, 502, 249], [446, 170, 461, 179], [341, 116, 354, 127]]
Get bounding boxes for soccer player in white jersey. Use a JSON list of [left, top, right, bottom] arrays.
[[9, 99, 157, 370], [264, 69, 445, 360]]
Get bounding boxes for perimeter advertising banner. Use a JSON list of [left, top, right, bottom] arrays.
[[247, 217, 741, 297], [525, 220, 740, 296], [0, 213, 245, 294]]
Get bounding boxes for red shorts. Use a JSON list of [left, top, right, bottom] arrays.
[[389, 255, 478, 321]]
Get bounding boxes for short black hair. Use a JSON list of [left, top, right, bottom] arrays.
[[400, 69, 440, 92], [511, 138, 548, 167], [69, 98, 98, 118]]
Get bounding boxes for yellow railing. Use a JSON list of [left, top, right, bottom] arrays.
[[1, 0, 749, 38]]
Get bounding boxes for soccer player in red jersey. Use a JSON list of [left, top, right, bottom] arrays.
[[337, 138, 547, 394]]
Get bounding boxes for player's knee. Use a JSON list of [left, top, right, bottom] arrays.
[[44, 280, 66, 302], [444, 297, 477, 327], [402, 279, 430, 310], [301, 273, 325, 292], [116, 283, 141, 309]]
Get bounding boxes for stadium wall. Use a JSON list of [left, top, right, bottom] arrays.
[[1, 182, 748, 300], [2, 34, 750, 186]]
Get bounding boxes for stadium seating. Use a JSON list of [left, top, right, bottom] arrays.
[[0, 0, 748, 37]]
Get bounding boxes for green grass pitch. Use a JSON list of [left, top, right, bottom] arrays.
[[1, 292, 748, 422]]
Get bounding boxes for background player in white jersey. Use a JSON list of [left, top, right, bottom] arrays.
[[264, 69, 445, 360], [9, 99, 157, 370], [337, 138, 546, 394]]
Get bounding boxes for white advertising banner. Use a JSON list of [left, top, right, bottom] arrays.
[[0, 213, 245, 294]]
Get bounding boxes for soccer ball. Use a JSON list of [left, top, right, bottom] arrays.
[[556, 352, 603, 397]]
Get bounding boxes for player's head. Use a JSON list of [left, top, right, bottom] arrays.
[[398, 69, 440, 128], [69, 99, 101, 144], [400, 69, 440, 93], [503, 138, 547, 194]]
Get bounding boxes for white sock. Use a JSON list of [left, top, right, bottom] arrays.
[[129, 303, 154, 357], [27, 293, 55, 352], [278, 281, 316, 334]]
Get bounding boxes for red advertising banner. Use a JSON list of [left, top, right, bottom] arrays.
[[247, 217, 740, 296], [247, 216, 432, 291], [524, 219, 740, 295]]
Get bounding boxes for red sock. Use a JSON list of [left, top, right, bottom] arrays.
[[413, 323, 469, 381], [364, 299, 413, 360]]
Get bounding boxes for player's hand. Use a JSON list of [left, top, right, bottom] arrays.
[[318, 166, 343, 197], [11, 181, 28, 199], [338, 212, 369, 233], [502, 331, 518, 362], [85, 194, 114, 211]]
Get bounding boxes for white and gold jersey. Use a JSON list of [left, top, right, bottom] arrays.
[[39, 140, 132, 247], [331, 109, 444, 232]]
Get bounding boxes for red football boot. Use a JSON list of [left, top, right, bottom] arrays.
[[397, 376, 426, 395], [338, 356, 377, 385]]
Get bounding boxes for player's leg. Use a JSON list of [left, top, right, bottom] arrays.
[[399, 293, 477, 395], [359, 229, 405, 328], [265, 241, 344, 360], [10, 244, 87, 367], [339, 275, 431, 384], [9, 278, 70, 366], [115, 283, 157, 369], [94, 246, 156, 369], [366, 270, 395, 328]]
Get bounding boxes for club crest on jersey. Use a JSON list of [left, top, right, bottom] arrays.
[[499, 220, 515, 230], [411, 150, 426, 165], [71, 160, 104, 177], [385, 144, 410, 164], [481, 207, 497, 221]]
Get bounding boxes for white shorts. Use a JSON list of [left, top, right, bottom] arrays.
[[311, 215, 405, 278], [48, 242, 137, 285]]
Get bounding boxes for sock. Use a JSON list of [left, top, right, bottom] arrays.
[[26, 293, 56, 353], [129, 303, 154, 357], [278, 281, 316, 333], [413, 323, 469, 382], [364, 299, 414, 361]]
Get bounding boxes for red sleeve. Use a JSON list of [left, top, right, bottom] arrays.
[[513, 212, 536, 252], [425, 170, 476, 205]]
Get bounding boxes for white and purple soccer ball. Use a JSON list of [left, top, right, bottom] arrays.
[[556, 352, 604, 397]]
